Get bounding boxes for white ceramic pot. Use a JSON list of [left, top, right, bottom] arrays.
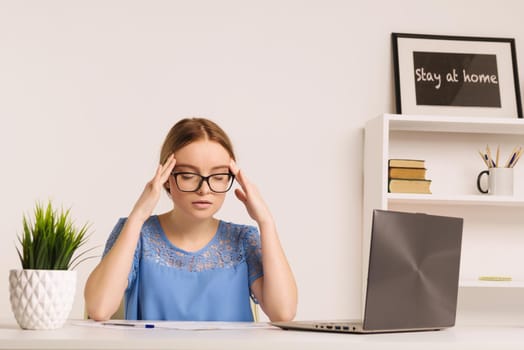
[[9, 269, 76, 330]]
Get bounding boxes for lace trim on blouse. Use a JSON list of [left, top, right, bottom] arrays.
[[103, 216, 263, 283]]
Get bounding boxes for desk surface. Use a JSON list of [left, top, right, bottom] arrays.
[[1, 320, 523, 350]]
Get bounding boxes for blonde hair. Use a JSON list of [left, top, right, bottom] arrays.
[[160, 118, 236, 192]]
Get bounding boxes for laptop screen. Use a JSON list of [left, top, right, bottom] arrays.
[[363, 209, 463, 331]]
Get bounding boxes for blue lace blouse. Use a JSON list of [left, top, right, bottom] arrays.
[[102, 216, 263, 321]]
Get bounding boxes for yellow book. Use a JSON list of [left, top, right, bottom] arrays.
[[388, 159, 425, 169], [388, 179, 432, 194], [388, 167, 427, 180], [478, 276, 512, 282]]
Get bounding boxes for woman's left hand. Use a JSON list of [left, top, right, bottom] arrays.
[[230, 160, 273, 226], [230, 160, 297, 322]]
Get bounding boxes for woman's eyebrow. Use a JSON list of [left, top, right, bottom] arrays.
[[173, 163, 198, 171], [174, 163, 229, 172]]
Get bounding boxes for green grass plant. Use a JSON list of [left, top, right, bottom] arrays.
[[16, 201, 93, 270]]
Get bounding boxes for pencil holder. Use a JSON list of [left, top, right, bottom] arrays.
[[476, 168, 514, 196]]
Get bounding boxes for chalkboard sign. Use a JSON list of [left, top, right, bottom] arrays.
[[413, 52, 501, 107], [392, 33, 522, 118]]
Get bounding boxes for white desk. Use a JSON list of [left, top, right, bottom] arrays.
[[1, 320, 523, 350]]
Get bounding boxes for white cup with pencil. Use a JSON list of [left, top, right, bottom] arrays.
[[477, 145, 521, 196]]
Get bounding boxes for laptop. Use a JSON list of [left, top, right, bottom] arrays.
[[272, 209, 463, 334]]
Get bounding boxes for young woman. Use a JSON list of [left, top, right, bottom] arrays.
[[84, 118, 297, 322]]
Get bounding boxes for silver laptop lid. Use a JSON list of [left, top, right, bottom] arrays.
[[363, 209, 463, 331]]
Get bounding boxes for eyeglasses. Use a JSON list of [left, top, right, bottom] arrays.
[[171, 172, 235, 193]]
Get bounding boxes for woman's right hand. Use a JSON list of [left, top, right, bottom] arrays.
[[85, 154, 176, 320], [129, 154, 176, 222]]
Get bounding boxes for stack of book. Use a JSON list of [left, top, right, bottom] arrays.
[[388, 159, 431, 194]]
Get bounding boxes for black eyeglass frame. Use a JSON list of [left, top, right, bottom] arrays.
[[171, 171, 236, 193]]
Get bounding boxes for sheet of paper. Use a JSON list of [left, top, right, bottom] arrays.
[[155, 322, 274, 330], [72, 320, 276, 331]]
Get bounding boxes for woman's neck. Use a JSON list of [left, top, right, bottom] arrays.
[[159, 210, 218, 251]]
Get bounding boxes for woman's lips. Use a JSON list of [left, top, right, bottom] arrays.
[[192, 200, 212, 209]]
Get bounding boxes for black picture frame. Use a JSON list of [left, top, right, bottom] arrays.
[[392, 33, 522, 118]]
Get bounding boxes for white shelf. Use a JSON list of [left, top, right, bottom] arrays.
[[385, 114, 524, 135], [363, 114, 524, 319], [387, 193, 524, 207], [460, 280, 524, 288]]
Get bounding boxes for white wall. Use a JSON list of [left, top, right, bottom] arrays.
[[1, 0, 523, 321]]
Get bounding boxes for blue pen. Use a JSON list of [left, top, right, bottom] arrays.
[[483, 154, 493, 168], [508, 153, 516, 168], [102, 322, 155, 328]]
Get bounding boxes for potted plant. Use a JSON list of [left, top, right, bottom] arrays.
[[9, 201, 92, 330]]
